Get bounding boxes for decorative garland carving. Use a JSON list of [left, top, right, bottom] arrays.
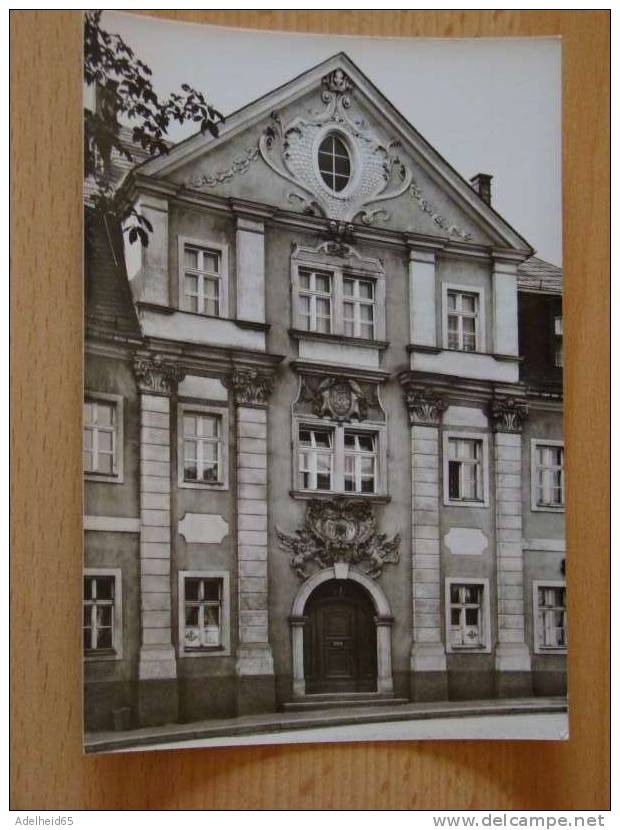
[[408, 180, 472, 241], [189, 146, 259, 188], [402, 385, 446, 426], [133, 354, 182, 396], [276, 497, 400, 579], [489, 397, 528, 433], [230, 367, 275, 407]]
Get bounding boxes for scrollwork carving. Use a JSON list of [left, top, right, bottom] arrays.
[[276, 497, 400, 580]]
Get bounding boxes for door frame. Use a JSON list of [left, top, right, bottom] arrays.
[[289, 564, 394, 697]]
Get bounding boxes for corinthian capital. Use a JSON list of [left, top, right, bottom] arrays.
[[490, 397, 528, 433], [133, 354, 182, 396], [231, 367, 275, 408], [402, 385, 446, 426]]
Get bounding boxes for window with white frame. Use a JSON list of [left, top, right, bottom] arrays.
[[292, 255, 385, 343], [178, 405, 228, 489], [344, 431, 377, 494], [296, 422, 383, 496], [446, 290, 479, 351], [298, 268, 333, 334], [445, 578, 491, 652], [298, 426, 334, 491], [531, 440, 564, 510], [178, 237, 228, 318], [554, 315, 563, 368], [343, 277, 375, 339], [83, 569, 122, 659], [83, 394, 123, 483], [446, 436, 484, 504], [534, 581, 567, 652], [179, 571, 230, 656]]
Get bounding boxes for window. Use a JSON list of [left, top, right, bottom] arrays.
[[178, 404, 229, 490], [447, 290, 479, 351], [554, 315, 563, 368], [344, 431, 376, 494], [178, 571, 231, 656], [531, 440, 564, 510], [444, 434, 487, 505], [83, 393, 124, 483], [178, 237, 228, 318], [534, 581, 567, 652], [298, 268, 332, 333], [318, 133, 351, 192], [83, 569, 122, 659], [292, 257, 386, 343], [299, 427, 334, 491], [343, 277, 375, 339], [296, 422, 383, 496], [445, 578, 491, 653]]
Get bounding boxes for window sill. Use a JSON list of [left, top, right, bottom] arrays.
[[290, 489, 391, 504], [85, 472, 123, 485], [84, 650, 121, 662], [179, 480, 228, 492], [180, 647, 231, 658], [532, 504, 565, 513], [444, 498, 488, 509], [447, 645, 491, 654], [289, 328, 389, 350], [535, 647, 567, 655]]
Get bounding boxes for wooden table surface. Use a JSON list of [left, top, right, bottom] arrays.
[[10, 10, 610, 810]]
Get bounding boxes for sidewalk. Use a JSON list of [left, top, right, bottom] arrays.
[[85, 696, 567, 753]]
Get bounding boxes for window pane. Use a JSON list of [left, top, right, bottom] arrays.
[[447, 292, 457, 311], [358, 434, 375, 452], [464, 586, 480, 604], [299, 270, 311, 290], [97, 404, 114, 426], [465, 608, 478, 626], [315, 274, 331, 294], [184, 248, 198, 269], [200, 415, 219, 438], [97, 577, 114, 600], [185, 579, 201, 601], [184, 463, 197, 481], [184, 274, 198, 294], [83, 450, 94, 471], [448, 460, 460, 499], [204, 605, 220, 626], [360, 476, 374, 493], [97, 454, 114, 475], [183, 416, 197, 436], [84, 402, 94, 423], [343, 279, 354, 297], [96, 606, 112, 630], [461, 294, 476, 313], [201, 464, 218, 483], [334, 154, 350, 176], [360, 304, 374, 323], [359, 281, 374, 300], [203, 580, 220, 602], [299, 430, 311, 446], [185, 606, 199, 627], [97, 628, 112, 649], [450, 585, 461, 604], [84, 577, 94, 600], [203, 251, 219, 273], [97, 431, 113, 453], [316, 472, 331, 490], [313, 430, 332, 448]]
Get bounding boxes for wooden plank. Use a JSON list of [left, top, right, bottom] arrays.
[[10, 10, 609, 810]]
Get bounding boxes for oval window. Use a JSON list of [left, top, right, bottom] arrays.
[[318, 134, 351, 193]]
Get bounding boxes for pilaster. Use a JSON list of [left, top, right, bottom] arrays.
[[408, 247, 437, 348], [133, 353, 181, 725], [235, 215, 266, 323], [492, 255, 519, 357], [402, 384, 448, 701], [491, 396, 532, 695], [231, 367, 276, 714]]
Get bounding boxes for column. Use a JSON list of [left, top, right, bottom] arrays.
[[231, 367, 276, 714], [403, 384, 448, 701], [491, 397, 532, 696], [408, 247, 437, 348], [235, 215, 265, 323], [375, 616, 395, 694], [133, 354, 181, 726], [492, 256, 519, 357]]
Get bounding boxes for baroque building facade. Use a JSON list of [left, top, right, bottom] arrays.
[[83, 54, 565, 730]]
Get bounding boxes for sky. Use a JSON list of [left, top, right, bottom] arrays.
[[102, 12, 562, 265]]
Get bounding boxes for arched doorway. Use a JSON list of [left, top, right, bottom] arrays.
[[289, 566, 394, 697], [304, 580, 377, 694]]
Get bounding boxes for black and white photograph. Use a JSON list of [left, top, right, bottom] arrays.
[[82, 11, 566, 753]]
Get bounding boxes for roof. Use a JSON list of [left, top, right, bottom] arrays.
[[134, 52, 533, 255], [517, 256, 563, 295], [84, 206, 142, 341]]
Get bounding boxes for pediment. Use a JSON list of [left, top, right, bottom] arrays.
[[138, 54, 531, 253]]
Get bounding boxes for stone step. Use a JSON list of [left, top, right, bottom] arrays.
[[283, 694, 409, 712]]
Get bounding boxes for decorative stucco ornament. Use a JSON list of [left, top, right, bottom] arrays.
[[258, 70, 412, 225], [276, 497, 400, 580], [133, 354, 183, 396], [402, 385, 447, 426], [188, 146, 260, 188], [229, 367, 275, 408], [408, 179, 473, 241], [312, 377, 368, 422], [489, 397, 528, 433]]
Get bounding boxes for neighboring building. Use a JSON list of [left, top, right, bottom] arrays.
[[83, 53, 565, 731]]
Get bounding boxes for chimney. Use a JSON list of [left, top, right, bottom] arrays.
[[470, 173, 493, 206]]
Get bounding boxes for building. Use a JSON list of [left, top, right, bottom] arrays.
[[83, 53, 565, 732]]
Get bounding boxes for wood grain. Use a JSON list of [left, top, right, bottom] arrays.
[[10, 10, 609, 810]]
